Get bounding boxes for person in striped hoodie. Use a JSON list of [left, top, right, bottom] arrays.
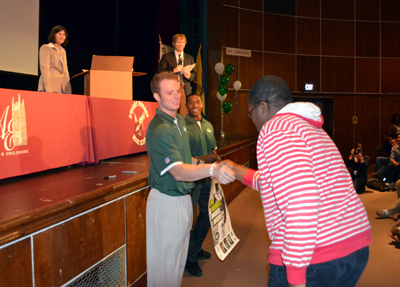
[[224, 75, 371, 287]]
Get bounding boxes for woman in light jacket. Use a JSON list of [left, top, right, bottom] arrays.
[[38, 25, 71, 94]]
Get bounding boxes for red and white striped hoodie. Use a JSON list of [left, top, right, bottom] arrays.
[[243, 102, 371, 285]]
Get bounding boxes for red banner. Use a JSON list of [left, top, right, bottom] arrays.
[[89, 97, 157, 162], [0, 88, 158, 180], [0, 89, 94, 179]]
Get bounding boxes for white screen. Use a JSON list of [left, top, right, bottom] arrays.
[[0, 0, 39, 75]]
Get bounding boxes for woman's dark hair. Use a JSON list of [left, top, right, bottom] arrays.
[[391, 113, 400, 125], [48, 25, 68, 46]]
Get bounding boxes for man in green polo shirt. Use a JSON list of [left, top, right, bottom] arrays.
[[146, 72, 235, 287], [184, 93, 220, 277]]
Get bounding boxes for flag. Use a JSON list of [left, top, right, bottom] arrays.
[[194, 44, 205, 114], [159, 35, 173, 63]]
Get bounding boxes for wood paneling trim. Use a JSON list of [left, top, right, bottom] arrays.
[[0, 238, 32, 287], [34, 200, 125, 287]]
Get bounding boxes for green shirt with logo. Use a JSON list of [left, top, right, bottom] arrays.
[[146, 109, 194, 196], [185, 115, 217, 158]]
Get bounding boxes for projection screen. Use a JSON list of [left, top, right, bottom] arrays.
[[0, 0, 40, 76]]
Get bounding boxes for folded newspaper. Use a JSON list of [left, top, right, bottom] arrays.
[[208, 179, 240, 261], [181, 63, 196, 74]]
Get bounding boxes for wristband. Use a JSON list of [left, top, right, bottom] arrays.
[[209, 163, 217, 177], [196, 159, 204, 165]]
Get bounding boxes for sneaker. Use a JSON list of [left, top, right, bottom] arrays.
[[376, 209, 390, 218], [197, 249, 211, 260], [185, 262, 203, 277]]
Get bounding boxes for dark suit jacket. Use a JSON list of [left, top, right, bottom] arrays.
[[157, 51, 197, 96]]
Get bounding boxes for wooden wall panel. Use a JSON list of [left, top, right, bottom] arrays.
[[208, 50, 223, 133], [321, 57, 354, 92], [354, 96, 380, 160], [223, 0, 238, 6], [33, 200, 125, 287], [356, 58, 380, 93], [297, 18, 320, 55], [209, 0, 223, 50], [209, 0, 400, 143], [221, 90, 239, 135], [381, 0, 400, 21], [264, 14, 295, 53], [321, 20, 354, 57], [240, 10, 263, 51], [239, 51, 264, 90], [381, 96, 400, 136], [240, 0, 262, 11], [126, 189, 149, 286], [381, 23, 400, 57], [321, 0, 354, 20], [223, 53, 239, 89], [297, 0, 320, 18], [238, 91, 258, 135], [222, 6, 239, 49], [356, 0, 380, 21], [297, 55, 321, 92], [356, 22, 380, 57], [333, 96, 355, 158], [264, 53, 296, 91], [0, 238, 32, 287], [382, 59, 400, 93]]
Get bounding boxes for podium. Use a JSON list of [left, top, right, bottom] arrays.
[[73, 55, 146, 100]]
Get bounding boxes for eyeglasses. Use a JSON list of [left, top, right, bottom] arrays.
[[248, 101, 265, 119]]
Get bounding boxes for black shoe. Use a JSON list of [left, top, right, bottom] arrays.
[[197, 249, 211, 260], [185, 261, 203, 277]]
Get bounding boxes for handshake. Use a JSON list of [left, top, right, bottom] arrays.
[[210, 159, 243, 185]]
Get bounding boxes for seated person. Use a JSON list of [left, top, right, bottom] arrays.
[[376, 133, 392, 157], [376, 180, 400, 222], [346, 145, 370, 194], [376, 134, 400, 189], [375, 137, 396, 174]]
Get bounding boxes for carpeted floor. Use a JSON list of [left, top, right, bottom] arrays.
[[181, 186, 399, 287]]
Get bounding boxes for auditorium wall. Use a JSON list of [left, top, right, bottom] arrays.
[[206, 0, 400, 160]]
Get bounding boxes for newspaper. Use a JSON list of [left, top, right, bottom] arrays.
[[181, 63, 196, 74], [208, 179, 240, 261]]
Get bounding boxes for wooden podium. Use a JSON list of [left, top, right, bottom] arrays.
[[72, 55, 146, 100]]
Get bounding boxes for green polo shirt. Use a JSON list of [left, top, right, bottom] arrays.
[[146, 109, 194, 196], [185, 115, 217, 158]]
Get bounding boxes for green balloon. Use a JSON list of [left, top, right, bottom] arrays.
[[218, 85, 228, 96], [219, 74, 229, 85], [225, 64, 234, 76], [222, 101, 232, 113]]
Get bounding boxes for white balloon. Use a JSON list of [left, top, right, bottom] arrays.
[[214, 62, 225, 75], [233, 80, 242, 91], [217, 91, 227, 102]]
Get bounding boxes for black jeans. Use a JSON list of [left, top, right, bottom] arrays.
[[187, 180, 211, 263], [268, 246, 369, 287]]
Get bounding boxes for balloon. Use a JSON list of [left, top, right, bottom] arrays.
[[225, 64, 234, 76], [217, 92, 227, 102], [219, 74, 229, 85], [222, 101, 232, 113], [233, 80, 242, 91], [218, 85, 228, 96], [214, 62, 225, 75]]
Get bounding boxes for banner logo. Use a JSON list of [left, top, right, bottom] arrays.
[[129, 101, 149, 146], [1, 94, 28, 155]]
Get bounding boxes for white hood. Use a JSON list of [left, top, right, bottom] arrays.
[[276, 102, 324, 128]]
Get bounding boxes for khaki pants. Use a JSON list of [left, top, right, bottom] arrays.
[[146, 188, 193, 287]]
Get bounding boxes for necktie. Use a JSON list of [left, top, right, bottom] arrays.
[[178, 54, 183, 85]]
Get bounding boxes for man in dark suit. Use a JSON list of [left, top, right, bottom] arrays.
[[158, 34, 197, 116]]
